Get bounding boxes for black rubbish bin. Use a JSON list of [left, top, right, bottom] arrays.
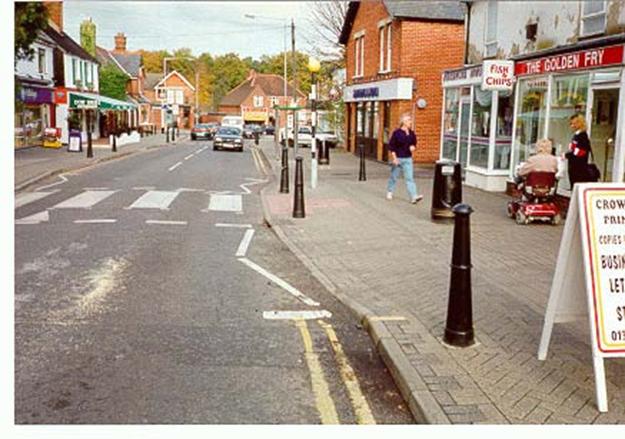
[[431, 160, 462, 221]]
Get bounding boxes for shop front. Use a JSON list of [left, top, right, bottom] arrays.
[[15, 83, 55, 149], [344, 78, 413, 161], [440, 63, 515, 191], [512, 41, 625, 194]]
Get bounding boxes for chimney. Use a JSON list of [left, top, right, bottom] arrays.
[[247, 69, 256, 86], [114, 32, 127, 53], [44, 0, 63, 31], [80, 18, 96, 57]]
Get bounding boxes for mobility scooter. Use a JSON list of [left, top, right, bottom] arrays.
[[507, 171, 562, 225]]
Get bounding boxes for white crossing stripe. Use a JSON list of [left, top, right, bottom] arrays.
[[184, 154, 194, 160], [235, 229, 255, 257], [74, 219, 117, 224], [168, 161, 182, 171], [145, 220, 187, 225], [15, 191, 56, 209], [263, 310, 332, 320], [16, 210, 49, 224], [215, 223, 252, 228], [238, 257, 320, 306], [208, 194, 242, 212], [52, 190, 116, 209], [128, 191, 179, 210]]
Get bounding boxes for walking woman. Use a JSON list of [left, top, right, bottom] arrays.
[[386, 114, 423, 204], [564, 114, 592, 187]]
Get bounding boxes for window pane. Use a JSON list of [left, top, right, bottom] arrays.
[[583, 0, 605, 15], [387, 25, 392, 71], [470, 88, 491, 168], [487, 0, 498, 41], [379, 28, 384, 71], [583, 15, 606, 35], [494, 92, 513, 169], [513, 77, 548, 172]]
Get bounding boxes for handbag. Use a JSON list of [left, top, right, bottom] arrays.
[[586, 149, 601, 182]]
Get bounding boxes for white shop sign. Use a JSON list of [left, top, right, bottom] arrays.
[[343, 78, 413, 102], [538, 183, 625, 412], [481, 60, 515, 91]]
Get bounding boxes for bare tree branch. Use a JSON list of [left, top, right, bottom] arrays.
[[306, 1, 348, 61]]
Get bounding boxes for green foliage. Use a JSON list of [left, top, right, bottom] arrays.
[[15, 2, 49, 61], [80, 19, 97, 57], [99, 64, 129, 101]]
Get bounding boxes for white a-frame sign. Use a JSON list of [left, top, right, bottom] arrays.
[[538, 183, 625, 412]]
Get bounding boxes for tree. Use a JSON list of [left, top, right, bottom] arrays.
[[99, 64, 129, 101], [306, 1, 348, 60], [15, 2, 49, 61], [139, 49, 171, 73]]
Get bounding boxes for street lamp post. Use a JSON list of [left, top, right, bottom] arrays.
[[307, 57, 320, 189]]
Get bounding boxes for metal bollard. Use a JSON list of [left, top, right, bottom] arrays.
[[166, 127, 170, 143], [358, 143, 366, 181], [112, 132, 117, 152], [280, 147, 289, 194], [254, 130, 259, 145], [172, 125, 176, 141], [293, 156, 305, 218], [87, 130, 93, 158], [443, 203, 475, 347]]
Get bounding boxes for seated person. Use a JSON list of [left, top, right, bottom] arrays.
[[514, 138, 559, 193]]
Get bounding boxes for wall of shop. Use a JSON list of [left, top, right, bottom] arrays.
[[468, 1, 625, 64], [15, 42, 54, 81]]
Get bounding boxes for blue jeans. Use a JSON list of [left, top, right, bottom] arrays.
[[387, 158, 417, 199]]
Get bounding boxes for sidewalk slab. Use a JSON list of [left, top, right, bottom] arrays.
[[257, 138, 625, 424]]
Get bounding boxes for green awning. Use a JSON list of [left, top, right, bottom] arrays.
[[68, 92, 137, 110]]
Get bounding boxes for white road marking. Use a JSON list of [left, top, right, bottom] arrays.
[[145, 220, 187, 225], [132, 186, 156, 190], [238, 257, 320, 306], [15, 191, 56, 209], [263, 310, 332, 320], [36, 173, 68, 191], [239, 178, 268, 195], [215, 223, 252, 228], [16, 210, 49, 225], [176, 188, 205, 193], [52, 190, 116, 209], [184, 154, 195, 160], [208, 194, 242, 212], [168, 161, 182, 171], [74, 219, 117, 224], [83, 187, 110, 190], [235, 228, 255, 257], [128, 191, 179, 210]]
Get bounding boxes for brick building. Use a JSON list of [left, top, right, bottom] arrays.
[[339, 1, 465, 163], [143, 70, 196, 130], [218, 70, 306, 130]]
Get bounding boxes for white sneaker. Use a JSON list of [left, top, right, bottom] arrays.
[[411, 195, 424, 204], [386, 192, 393, 200]]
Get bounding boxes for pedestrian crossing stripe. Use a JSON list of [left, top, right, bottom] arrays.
[[208, 194, 242, 212], [128, 190, 179, 210], [52, 190, 117, 209], [15, 191, 56, 209]]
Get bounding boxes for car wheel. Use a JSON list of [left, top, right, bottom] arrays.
[[515, 210, 528, 225], [238, 147, 244, 152]]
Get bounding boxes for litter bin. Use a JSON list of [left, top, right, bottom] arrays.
[[431, 160, 462, 221]]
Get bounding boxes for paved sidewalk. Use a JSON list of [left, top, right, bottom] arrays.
[[257, 139, 625, 424], [15, 131, 189, 191]]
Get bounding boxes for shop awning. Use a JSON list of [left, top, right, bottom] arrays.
[[243, 111, 268, 122], [68, 92, 137, 110]]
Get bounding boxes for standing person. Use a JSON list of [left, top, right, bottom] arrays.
[[564, 114, 592, 187], [386, 114, 423, 204]]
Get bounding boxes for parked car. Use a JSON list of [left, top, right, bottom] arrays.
[[243, 124, 261, 139], [191, 123, 212, 140], [213, 126, 244, 152], [281, 126, 313, 147], [206, 122, 220, 137], [264, 124, 275, 135], [315, 129, 338, 148]]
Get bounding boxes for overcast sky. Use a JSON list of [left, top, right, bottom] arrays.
[[64, 0, 322, 58]]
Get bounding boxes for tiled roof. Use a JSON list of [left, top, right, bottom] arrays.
[[95, 46, 117, 67], [43, 24, 99, 64], [220, 74, 304, 107], [144, 72, 162, 90], [339, 1, 465, 44], [111, 52, 142, 77]]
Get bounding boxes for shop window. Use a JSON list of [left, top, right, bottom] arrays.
[[470, 88, 490, 168], [37, 48, 46, 74], [549, 74, 590, 191], [485, 0, 498, 58], [356, 102, 365, 136], [581, 1, 606, 37], [442, 88, 459, 160], [513, 77, 548, 172], [494, 91, 514, 170]]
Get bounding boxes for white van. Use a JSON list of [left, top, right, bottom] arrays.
[[221, 116, 244, 131]]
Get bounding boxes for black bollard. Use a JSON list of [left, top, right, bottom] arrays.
[[172, 125, 176, 141], [166, 127, 170, 143], [444, 203, 475, 347], [280, 147, 289, 194], [112, 132, 117, 152], [87, 130, 93, 158], [358, 143, 366, 181], [254, 130, 259, 145], [293, 156, 305, 218], [319, 139, 330, 165]]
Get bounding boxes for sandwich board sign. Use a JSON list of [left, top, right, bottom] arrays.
[[538, 183, 625, 412]]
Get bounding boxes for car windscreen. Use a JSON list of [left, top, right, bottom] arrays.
[[217, 128, 241, 136]]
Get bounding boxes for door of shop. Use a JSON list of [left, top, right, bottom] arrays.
[[589, 87, 619, 182], [458, 98, 471, 170]]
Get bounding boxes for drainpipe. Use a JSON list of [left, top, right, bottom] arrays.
[[463, 1, 472, 65]]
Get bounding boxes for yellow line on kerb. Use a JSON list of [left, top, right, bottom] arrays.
[[317, 320, 376, 424], [295, 319, 340, 424]]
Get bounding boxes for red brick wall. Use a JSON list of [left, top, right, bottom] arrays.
[[44, 1, 63, 31], [343, 1, 465, 163]]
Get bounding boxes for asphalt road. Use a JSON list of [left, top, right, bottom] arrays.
[[14, 137, 413, 424]]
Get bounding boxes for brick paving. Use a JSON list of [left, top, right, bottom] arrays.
[[258, 140, 625, 424], [14, 131, 188, 190]]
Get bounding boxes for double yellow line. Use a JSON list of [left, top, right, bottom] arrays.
[[295, 319, 376, 425]]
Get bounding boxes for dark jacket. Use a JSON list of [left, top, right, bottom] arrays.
[[565, 130, 592, 185], [388, 128, 417, 159]]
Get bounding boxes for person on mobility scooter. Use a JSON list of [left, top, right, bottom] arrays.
[[507, 138, 562, 225]]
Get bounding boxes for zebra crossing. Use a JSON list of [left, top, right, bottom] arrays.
[[15, 188, 247, 225]]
